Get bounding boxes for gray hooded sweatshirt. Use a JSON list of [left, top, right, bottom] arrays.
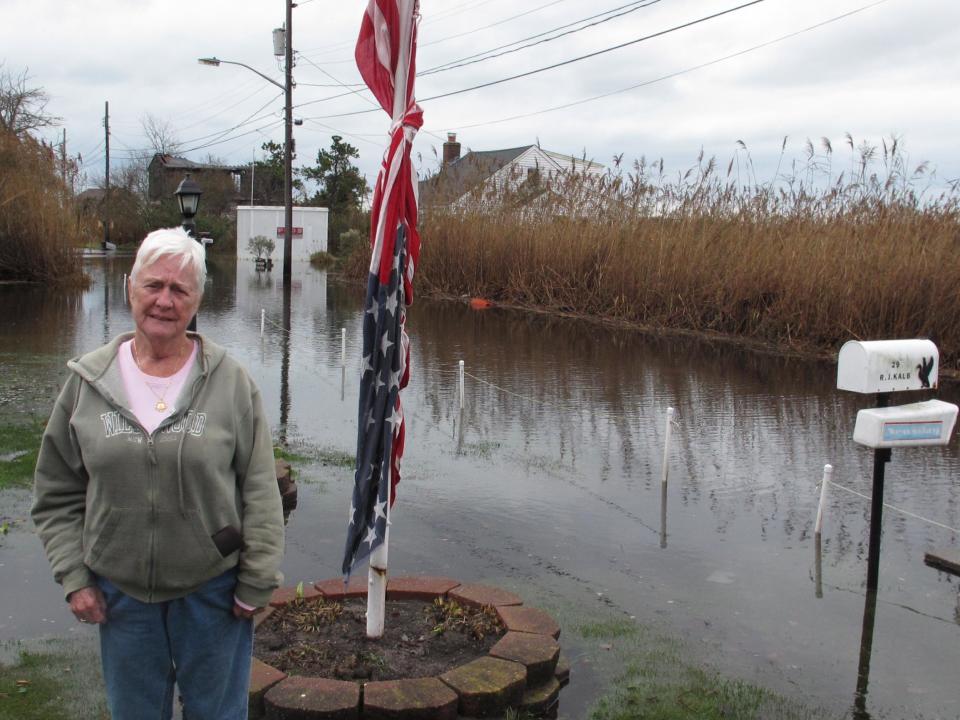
[[32, 333, 284, 608]]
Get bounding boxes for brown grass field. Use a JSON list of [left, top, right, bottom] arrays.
[[0, 129, 89, 285], [382, 137, 960, 370]]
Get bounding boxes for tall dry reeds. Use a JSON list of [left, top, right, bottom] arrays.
[[0, 129, 89, 284], [410, 137, 960, 368]]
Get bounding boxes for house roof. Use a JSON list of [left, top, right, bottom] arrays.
[[76, 188, 105, 203], [419, 144, 606, 207], [150, 154, 247, 172], [420, 145, 534, 206]]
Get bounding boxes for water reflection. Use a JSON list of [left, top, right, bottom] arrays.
[[279, 281, 292, 445], [853, 589, 879, 720]]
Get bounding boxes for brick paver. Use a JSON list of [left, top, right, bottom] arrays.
[[489, 632, 560, 685], [520, 677, 561, 717], [386, 576, 461, 601], [264, 676, 359, 719], [448, 583, 522, 610], [554, 653, 571, 687], [439, 656, 526, 717], [314, 576, 368, 601], [496, 605, 561, 639], [249, 658, 287, 719], [362, 677, 458, 719]]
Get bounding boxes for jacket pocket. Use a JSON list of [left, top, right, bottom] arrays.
[[85, 507, 225, 594], [85, 507, 149, 589], [154, 510, 225, 592]]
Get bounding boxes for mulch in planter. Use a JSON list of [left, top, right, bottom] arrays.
[[254, 596, 505, 682]]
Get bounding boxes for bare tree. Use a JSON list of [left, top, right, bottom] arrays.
[[141, 113, 182, 155], [0, 64, 61, 137]]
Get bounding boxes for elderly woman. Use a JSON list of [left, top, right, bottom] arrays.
[[32, 227, 284, 719]]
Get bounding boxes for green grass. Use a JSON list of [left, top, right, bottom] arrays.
[[316, 448, 355, 468], [0, 639, 106, 720], [274, 445, 311, 464], [573, 613, 841, 720], [0, 420, 44, 490]]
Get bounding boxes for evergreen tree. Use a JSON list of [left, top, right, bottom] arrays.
[[300, 136, 368, 252]]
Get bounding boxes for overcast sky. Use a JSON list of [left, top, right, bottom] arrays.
[[4, 0, 958, 195]]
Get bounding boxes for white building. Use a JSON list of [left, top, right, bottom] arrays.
[[236, 205, 329, 263]]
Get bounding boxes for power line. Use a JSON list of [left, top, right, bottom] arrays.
[[423, 0, 766, 102], [296, 53, 376, 103], [440, 0, 894, 132], [297, 0, 574, 65], [298, 0, 507, 55], [299, 0, 768, 119], [418, 0, 574, 50], [108, 93, 284, 157], [420, 0, 663, 76]]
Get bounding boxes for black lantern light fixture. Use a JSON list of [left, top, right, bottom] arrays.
[[174, 174, 203, 237]]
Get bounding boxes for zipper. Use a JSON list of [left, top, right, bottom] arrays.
[[147, 435, 157, 602]]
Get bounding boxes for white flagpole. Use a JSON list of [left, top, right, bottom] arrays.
[[366, 0, 416, 640], [366, 491, 390, 637]]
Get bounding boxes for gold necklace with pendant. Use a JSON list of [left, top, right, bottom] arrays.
[[132, 339, 183, 412]]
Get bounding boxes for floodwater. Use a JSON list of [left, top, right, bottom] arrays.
[[2, 257, 959, 719]]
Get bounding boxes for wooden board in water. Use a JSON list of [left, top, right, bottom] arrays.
[[924, 548, 960, 576]]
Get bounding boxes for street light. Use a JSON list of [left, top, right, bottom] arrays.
[[174, 173, 203, 332], [174, 173, 203, 235], [198, 28, 294, 285]]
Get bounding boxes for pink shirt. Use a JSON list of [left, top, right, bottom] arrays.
[[118, 339, 198, 435]]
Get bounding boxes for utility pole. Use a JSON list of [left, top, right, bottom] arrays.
[[103, 101, 110, 251], [283, 0, 294, 286]]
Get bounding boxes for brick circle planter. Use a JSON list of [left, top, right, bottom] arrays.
[[249, 576, 568, 719]]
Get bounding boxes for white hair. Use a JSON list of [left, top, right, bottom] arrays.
[[130, 227, 206, 292]]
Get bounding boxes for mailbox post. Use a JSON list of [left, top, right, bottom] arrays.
[[837, 339, 957, 592]]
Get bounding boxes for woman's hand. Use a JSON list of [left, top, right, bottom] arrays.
[[68, 586, 107, 625], [232, 602, 264, 620]]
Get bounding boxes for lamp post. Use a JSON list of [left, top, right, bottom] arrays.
[[199, 28, 294, 284], [174, 173, 203, 237], [174, 174, 203, 331]]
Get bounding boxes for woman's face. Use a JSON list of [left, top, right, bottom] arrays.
[[129, 255, 201, 344]]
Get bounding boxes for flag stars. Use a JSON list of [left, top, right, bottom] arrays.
[[385, 290, 399, 317], [364, 525, 378, 548], [386, 404, 402, 429], [362, 353, 374, 376], [380, 331, 394, 356], [373, 500, 387, 521]]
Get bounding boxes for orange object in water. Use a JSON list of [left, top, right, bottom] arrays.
[[469, 298, 494, 310]]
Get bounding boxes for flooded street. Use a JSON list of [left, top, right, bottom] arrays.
[[2, 257, 959, 719]]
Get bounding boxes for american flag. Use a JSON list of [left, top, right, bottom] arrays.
[[342, 0, 422, 577]]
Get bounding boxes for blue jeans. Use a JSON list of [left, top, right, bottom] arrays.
[[97, 569, 252, 720]]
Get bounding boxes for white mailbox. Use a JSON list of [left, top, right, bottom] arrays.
[[837, 339, 938, 394], [853, 399, 958, 448]]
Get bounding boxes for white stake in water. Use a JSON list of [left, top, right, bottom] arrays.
[[660, 407, 674, 548], [661, 407, 675, 488], [260, 308, 265, 337], [341, 328, 346, 368], [458, 360, 465, 410], [815, 464, 833, 537], [122, 274, 127, 302]]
